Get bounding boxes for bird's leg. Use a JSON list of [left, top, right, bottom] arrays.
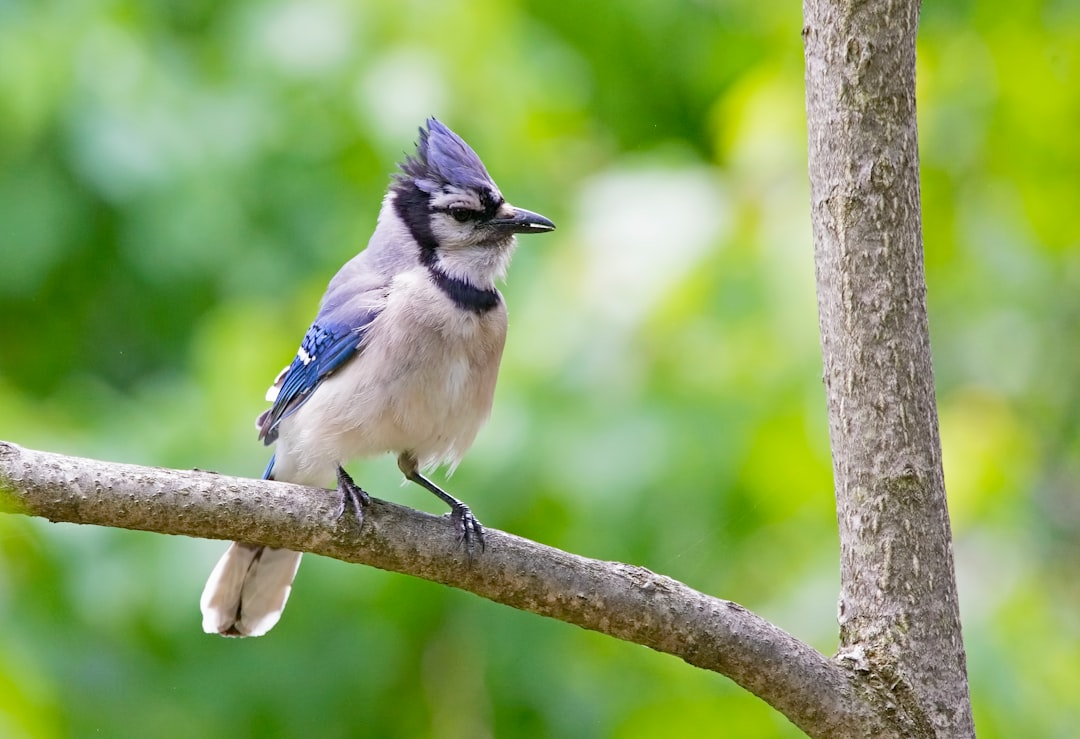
[[397, 452, 485, 553], [336, 465, 371, 526]]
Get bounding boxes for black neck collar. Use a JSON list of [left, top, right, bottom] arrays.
[[393, 181, 500, 314], [427, 265, 500, 314]]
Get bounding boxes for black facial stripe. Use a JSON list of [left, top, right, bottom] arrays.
[[436, 194, 504, 222], [392, 181, 439, 266], [427, 266, 500, 314], [438, 205, 485, 223], [478, 189, 503, 216]]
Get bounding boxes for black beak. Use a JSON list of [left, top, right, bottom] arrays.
[[487, 207, 556, 235]]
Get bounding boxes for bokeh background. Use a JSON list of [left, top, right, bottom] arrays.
[[1, 1, 1077, 736]]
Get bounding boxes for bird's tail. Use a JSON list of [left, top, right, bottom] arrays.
[[200, 542, 303, 637], [200, 454, 304, 637]]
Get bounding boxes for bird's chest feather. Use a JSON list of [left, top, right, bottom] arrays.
[[283, 270, 509, 469], [369, 271, 507, 436]]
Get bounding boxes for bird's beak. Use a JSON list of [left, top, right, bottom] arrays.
[[487, 206, 556, 235]]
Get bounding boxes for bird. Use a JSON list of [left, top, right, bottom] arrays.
[[200, 118, 555, 637]]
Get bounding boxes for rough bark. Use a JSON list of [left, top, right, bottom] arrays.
[[0, 1, 975, 732], [2, 440, 903, 738], [803, 0, 975, 735]]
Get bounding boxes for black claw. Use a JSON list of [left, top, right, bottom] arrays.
[[450, 503, 485, 554], [336, 466, 371, 526], [398, 453, 486, 555]]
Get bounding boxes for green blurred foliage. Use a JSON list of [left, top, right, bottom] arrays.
[[0, 0, 1077, 736]]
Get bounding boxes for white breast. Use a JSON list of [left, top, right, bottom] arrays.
[[270, 268, 507, 486]]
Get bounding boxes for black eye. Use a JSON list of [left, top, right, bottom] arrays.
[[449, 207, 474, 223]]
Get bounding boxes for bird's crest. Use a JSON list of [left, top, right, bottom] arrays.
[[398, 118, 496, 195]]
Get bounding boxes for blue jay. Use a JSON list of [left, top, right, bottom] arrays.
[[200, 118, 555, 637]]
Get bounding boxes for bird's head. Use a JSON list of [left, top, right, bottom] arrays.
[[391, 118, 554, 263]]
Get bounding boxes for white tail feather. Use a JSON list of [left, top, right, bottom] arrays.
[[200, 543, 303, 637]]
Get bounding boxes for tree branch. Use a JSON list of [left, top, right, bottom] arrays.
[[803, 0, 975, 735], [1, 439, 896, 737]]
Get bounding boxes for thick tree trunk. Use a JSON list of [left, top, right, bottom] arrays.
[[0, 1, 978, 733], [803, 0, 975, 735]]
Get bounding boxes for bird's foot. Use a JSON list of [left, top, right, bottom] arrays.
[[449, 503, 485, 554], [398, 453, 485, 555], [336, 466, 371, 527]]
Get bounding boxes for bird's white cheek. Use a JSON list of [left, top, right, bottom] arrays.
[[429, 218, 474, 249], [435, 243, 516, 287]]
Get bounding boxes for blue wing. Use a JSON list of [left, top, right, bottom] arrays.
[[256, 310, 379, 445]]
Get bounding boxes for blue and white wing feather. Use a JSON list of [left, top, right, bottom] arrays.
[[256, 309, 380, 446]]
